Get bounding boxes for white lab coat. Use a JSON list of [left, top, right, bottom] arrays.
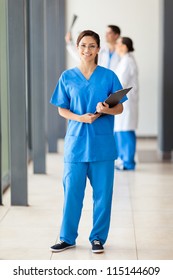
[[98, 45, 120, 71], [114, 53, 139, 131]]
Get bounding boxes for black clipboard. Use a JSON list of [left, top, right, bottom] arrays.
[[94, 87, 132, 114]]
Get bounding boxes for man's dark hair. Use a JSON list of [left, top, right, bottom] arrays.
[[108, 25, 121, 35]]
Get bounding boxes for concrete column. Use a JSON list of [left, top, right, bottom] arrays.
[[29, 0, 46, 173], [25, 0, 32, 159], [158, 0, 173, 160], [8, 0, 28, 205], [45, 0, 66, 153]]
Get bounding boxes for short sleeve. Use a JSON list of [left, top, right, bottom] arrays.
[[50, 74, 70, 109], [112, 72, 128, 104]]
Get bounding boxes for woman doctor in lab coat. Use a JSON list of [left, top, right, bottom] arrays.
[[49, 30, 127, 253], [114, 37, 139, 170]]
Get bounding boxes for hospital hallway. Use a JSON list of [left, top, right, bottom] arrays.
[[0, 138, 173, 260]]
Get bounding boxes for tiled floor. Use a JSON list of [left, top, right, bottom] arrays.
[[0, 139, 173, 260]]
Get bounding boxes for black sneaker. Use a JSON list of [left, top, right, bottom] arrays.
[[50, 240, 75, 252], [92, 240, 104, 253]]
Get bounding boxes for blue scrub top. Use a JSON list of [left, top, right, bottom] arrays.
[[50, 65, 127, 162]]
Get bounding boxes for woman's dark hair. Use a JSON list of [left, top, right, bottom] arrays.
[[76, 30, 100, 64], [108, 25, 121, 35], [122, 37, 134, 52]]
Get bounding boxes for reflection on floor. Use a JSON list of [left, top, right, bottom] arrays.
[[0, 138, 173, 260]]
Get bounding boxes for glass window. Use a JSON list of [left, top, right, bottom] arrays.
[[0, 0, 10, 191]]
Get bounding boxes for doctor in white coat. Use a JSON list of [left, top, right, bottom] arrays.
[[65, 25, 121, 69], [114, 37, 139, 170], [98, 25, 120, 70]]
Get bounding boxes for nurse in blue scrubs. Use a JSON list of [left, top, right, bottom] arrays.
[[50, 30, 127, 254]]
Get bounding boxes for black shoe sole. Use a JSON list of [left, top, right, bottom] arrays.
[[50, 245, 76, 253], [92, 249, 104, 254]]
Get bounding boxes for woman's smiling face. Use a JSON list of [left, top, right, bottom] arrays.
[[77, 36, 100, 63]]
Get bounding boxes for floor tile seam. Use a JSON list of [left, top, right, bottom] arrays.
[[0, 207, 10, 224], [50, 233, 60, 260], [129, 190, 139, 260]]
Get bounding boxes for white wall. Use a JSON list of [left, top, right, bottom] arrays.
[[65, 0, 161, 136]]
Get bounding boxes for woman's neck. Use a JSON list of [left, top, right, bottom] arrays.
[[78, 62, 97, 73], [78, 62, 97, 80]]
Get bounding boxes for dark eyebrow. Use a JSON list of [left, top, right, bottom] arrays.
[[80, 43, 97, 46]]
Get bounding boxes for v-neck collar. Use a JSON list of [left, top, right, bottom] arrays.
[[74, 66, 98, 82]]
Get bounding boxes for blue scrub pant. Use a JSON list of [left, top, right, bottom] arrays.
[[114, 131, 136, 170], [60, 161, 114, 245]]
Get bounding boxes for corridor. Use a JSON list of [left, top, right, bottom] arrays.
[[0, 139, 173, 260]]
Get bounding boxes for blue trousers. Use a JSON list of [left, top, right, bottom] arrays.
[[114, 131, 136, 170], [60, 161, 114, 245]]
